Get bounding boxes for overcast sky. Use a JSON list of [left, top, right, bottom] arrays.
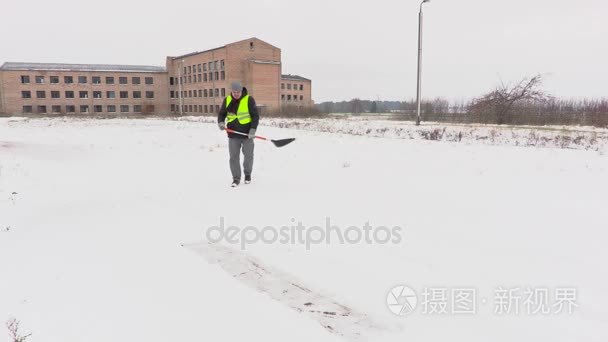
[[1, 0, 606, 103]]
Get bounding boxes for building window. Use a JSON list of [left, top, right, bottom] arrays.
[[300, 85, 304, 91], [146, 91, 154, 99], [52, 105, 61, 114], [197, 74, 202, 82], [80, 105, 89, 113], [189, 105, 193, 112], [293, 84, 297, 90], [21, 91, 31, 99], [220, 60, 225, 70], [198, 105, 202, 112], [188, 76, 192, 83], [64, 76, 73, 84], [79, 91, 88, 99], [145, 77, 153, 85], [170, 90, 175, 98], [133, 91, 142, 99], [197, 64, 201, 72], [287, 84, 291, 90], [93, 91, 102, 99], [193, 90, 197, 98], [107, 91, 116, 99], [250, 42, 254, 50], [120, 91, 128, 99], [132, 77, 141, 85], [105, 76, 115, 84], [120, 105, 129, 113], [215, 105, 219, 112], [22, 106, 32, 113], [215, 88, 219, 97], [66, 105, 75, 113], [169, 77, 174, 86], [36, 91, 46, 98], [51, 91, 60, 99], [203, 89, 208, 98], [188, 90, 192, 98], [281, 94, 285, 101], [78, 76, 87, 84], [37, 105, 47, 114], [204, 105, 208, 113], [281, 83, 285, 89], [183, 67, 186, 74], [220, 71, 225, 80], [208, 72, 213, 81], [21, 75, 30, 84], [65, 91, 74, 98], [198, 89, 202, 97], [107, 105, 116, 113], [188, 66, 192, 74], [221, 88, 225, 97], [287, 95, 291, 101], [94, 105, 103, 113], [170, 104, 176, 112], [92, 76, 101, 84], [300, 95, 304, 101], [203, 73, 208, 82], [133, 105, 142, 113], [35, 76, 45, 84], [214, 72, 219, 80], [119, 76, 128, 84], [50, 76, 59, 84]]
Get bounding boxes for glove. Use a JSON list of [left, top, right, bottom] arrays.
[[248, 129, 256, 139], [218, 122, 225, 131]]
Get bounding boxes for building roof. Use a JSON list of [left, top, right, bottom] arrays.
[[0, 62, 166, 73], [171, 37, 280, 60], [281, 74, 310, 82]]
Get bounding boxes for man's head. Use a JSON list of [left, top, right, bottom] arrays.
[[231, 81, 243, 99]]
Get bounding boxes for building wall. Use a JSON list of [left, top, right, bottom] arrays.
[[166, 38, 284, 114], [0, 69, 168, 115], [0, 38, 311, 116], [280, 78, 313, 107]]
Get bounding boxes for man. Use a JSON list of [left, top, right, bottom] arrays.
[[218, 81, 259, 187]]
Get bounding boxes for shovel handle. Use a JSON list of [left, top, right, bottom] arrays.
[[225, 128, 268, 141]]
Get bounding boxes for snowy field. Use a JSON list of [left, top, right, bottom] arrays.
[[1, 117, 607, 341]]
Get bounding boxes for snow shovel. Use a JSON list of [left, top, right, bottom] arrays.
[[225, 128, 295, 148]]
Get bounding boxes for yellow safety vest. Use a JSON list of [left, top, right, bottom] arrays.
[[225, 95, 252, 124]]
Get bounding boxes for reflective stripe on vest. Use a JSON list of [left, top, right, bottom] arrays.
[[225, 95, 251, 124]]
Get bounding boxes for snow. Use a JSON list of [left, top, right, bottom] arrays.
[[1, 117, 607, 341]]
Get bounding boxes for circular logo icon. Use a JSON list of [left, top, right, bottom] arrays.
[[387, 285, 417, 316]]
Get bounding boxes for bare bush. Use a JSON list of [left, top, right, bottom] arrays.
[[6, 318, 31, 342], [468, 74, 551, 124]]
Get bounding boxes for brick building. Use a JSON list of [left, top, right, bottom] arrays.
[[0, 37, 312, 115], [0, 63, 168, 115], [166, 37, 312, 115]]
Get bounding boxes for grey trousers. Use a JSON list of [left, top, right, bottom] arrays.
[[228, 137, 254, 181]]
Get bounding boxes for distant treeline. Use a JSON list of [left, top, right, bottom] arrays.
[[315, 98, 608, 127]]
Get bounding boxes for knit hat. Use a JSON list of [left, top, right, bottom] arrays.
[[231, 81, 242, 92]]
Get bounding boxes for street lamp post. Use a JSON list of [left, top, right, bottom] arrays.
[[415, 0, 430, 126]]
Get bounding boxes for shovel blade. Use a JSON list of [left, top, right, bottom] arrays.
[[271, 138, 296, 148]]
